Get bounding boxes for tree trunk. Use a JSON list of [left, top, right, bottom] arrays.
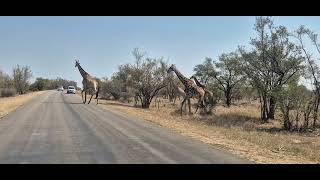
[[260, 94, 269, 123], [304, 112, 310, 130], [134, 95, 138, 106], [313, 96, 320, 128], [268, 96, 276, 120], [303, 100, 313, 130], [295, 109, 300, 130], [141, 99, 151, 108], [284, 114, 291, 130], [283, 105, 291, 131], [138, 95, 143, 108], [154, 96, 157, 107], [284, 117, 289, 130], [168, 91, 174, 102], [141, 95, 151, 109], [225, 87, 232, 107]]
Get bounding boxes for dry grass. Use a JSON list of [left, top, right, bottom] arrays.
[[95, 98, 320, 164], [0, 91, 46, 119]]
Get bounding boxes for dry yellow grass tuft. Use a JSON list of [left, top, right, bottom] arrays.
[[0, 91, 46, 119], [96, 98, 320, 164]]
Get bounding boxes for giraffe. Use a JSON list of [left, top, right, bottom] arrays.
[[167, 64, 205, 115], [173, 85, 187, 112], [75, 60, 100, 104], [190, 75, 216, 113], [174, 86, 186, 104]]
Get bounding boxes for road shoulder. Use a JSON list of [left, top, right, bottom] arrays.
[[0, 91, 46, 119], [96, 100, 317, 164]]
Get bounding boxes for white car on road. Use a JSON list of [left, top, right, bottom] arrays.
[[57, 86, 64, 91], [67, 86, 76, 94]]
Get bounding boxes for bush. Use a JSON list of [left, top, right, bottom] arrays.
[[0, 88, 17, 97], [13, 65, 32, 94]]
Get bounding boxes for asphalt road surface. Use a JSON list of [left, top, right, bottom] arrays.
[[0, 91, 251, 164]]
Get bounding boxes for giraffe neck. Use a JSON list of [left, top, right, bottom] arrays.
[[77, 65, 89, 78], [172, 67, 189, 86], [193, 77, 204, 87]]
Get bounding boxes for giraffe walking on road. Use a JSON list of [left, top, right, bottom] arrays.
[[75, 60, 100, 104]]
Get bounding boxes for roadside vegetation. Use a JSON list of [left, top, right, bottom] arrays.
[[1, 65, 78, 98], [99, 17, 320, 132], [91, 17, 320, 163], [2, 16, 320, 163], [1, 65, 78, 119]]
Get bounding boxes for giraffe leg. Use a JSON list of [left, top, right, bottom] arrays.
[[95, 91, 99, 105], [195, 97, 205, 114], [195, 98, 202, 113], [195, 96, 200, 113], [185, 99, 187, 112], [96, 96, 99, 105], [81, 90, 84, 103], [88, 94, 94, 104], [84, 91, 87, 104], [188, 98, 192, 114], [180, 97, 187, 116], [95, 87, 100, 105]]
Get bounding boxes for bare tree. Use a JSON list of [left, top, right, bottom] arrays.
[[12, 65, 32, 94], [0, 69, 16, 97], [2, 72, 14, 88]]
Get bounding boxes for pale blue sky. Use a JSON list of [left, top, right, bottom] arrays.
[[0, 16, 319, 87]]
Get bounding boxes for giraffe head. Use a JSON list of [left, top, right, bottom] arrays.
[[167, 64, 176, 73], [75, 59, 80, 68]]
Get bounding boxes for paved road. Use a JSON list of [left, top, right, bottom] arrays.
[[0, 91, 251, 164]]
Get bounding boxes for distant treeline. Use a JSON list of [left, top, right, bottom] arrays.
[[29, 77, 78, 91], [0, 65, 78, 97]]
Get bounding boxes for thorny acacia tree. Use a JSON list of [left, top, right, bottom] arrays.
[[123, 48, 169, 108], [12, 65, 32, 94], [194, 53, 245, 107], [277, 73, 313, 131], [214, 52, 245, 107], [239, 16, 303, 122], [193, 58, 216, 85], [293, 25, 320, 128], [101, 64, 132, 101]]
